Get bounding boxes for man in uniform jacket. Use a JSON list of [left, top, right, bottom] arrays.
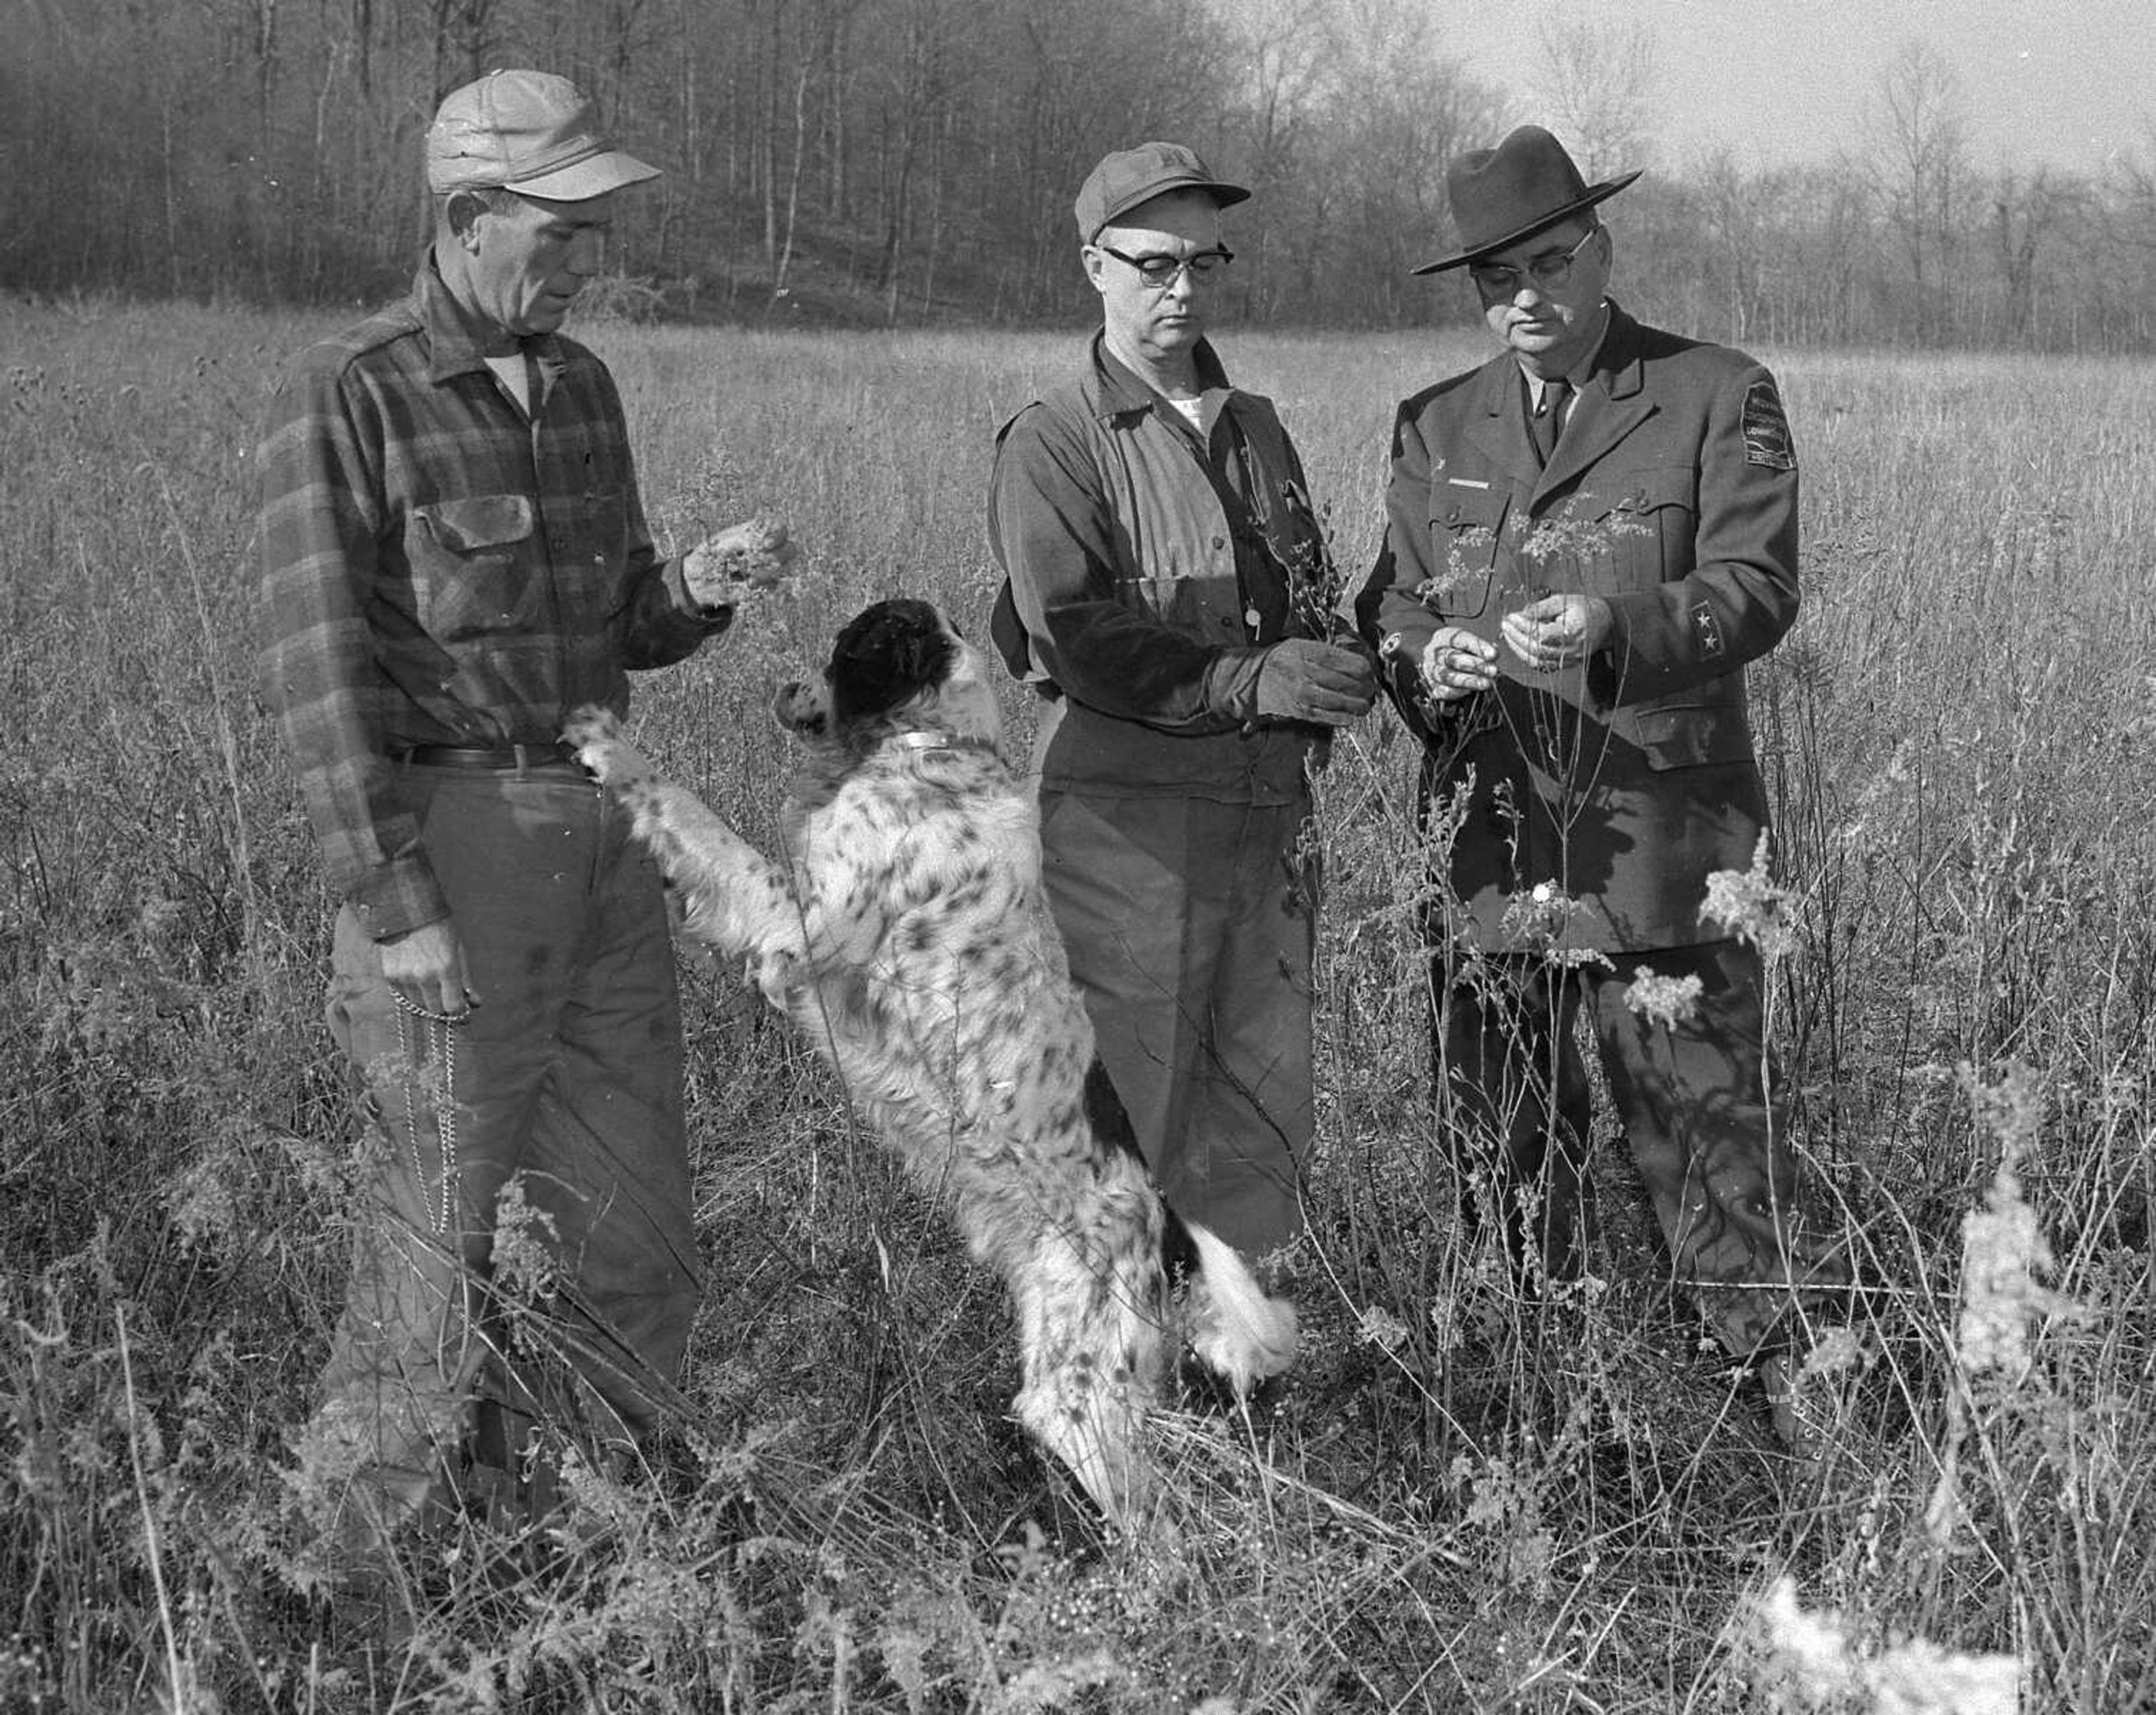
[[1348, 124, 1846, 1458]]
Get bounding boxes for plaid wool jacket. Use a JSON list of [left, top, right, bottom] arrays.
[[257, 256, 723, 941]]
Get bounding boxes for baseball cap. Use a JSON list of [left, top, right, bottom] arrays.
[[1074, 142, 1249, 243], [426, 69, 660, 201]]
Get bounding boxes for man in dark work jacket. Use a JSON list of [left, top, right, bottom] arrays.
[[989, 143, 1376, 1276], [1349, 125, 1848, 1462]]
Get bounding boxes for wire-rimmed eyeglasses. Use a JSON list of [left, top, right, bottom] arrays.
[[1468, 225, 1600, 297]]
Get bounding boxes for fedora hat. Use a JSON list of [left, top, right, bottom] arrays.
[[1412, 125, 1639, 276]]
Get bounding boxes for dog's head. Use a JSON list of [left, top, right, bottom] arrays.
[[774, 598, 1002, 754]]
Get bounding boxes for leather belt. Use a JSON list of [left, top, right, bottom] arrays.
[[392, 742, 583, 772]]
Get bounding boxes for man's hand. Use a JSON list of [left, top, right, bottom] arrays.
[[1501, 593, 1613, 673], [683, 517, 800, 610], [1253, 638, 1378, 727], [380, 919, 481, 1021], [1418, 625, 1499, 701]]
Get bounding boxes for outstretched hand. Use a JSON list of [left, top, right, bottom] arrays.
[[683, 516, 800, 609]]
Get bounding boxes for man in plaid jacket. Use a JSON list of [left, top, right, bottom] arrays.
[[259, 69, 794, 1556]]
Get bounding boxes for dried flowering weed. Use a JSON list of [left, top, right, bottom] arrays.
[[1701, 831, 1801, 961], [1623, 966, 1705, 1030]]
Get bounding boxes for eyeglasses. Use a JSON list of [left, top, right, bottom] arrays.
[[1095, 244, 1235, 289], [1468, 225, 1599, 297]]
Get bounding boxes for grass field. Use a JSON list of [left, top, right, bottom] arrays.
[[2, 294, 2151, 1712]]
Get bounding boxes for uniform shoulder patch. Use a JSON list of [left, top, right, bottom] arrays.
[[1741, 377, 1796, 471]]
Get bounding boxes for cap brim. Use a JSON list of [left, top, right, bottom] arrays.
[[506, 149, 661, 201], [1096, 176, 1251, 236], [1410, 170, 1641, 276]]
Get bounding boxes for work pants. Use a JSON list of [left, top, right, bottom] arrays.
[[1039, 789, 1314, 1256], [310, 761, 701, 1539], [1433, 937, 1846, 1355]]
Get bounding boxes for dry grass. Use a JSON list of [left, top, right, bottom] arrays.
[[2, 295, 2151, 1711]]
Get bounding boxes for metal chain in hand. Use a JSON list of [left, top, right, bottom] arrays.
[[391, 991, 460, 1233]]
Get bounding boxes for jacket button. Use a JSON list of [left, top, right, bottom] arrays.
[[1212, 535, 1226, 550]]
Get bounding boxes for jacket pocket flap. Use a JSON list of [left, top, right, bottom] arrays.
[[1596, 467, 1694, 519], [1432, 484, 1510, 533], [1426, 486, 1509, 617], [1632, 701, 1753, 770], [418, 494, 534, 551]]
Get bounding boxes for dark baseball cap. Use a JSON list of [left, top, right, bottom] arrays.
[[1074, 142, 1249, 243]]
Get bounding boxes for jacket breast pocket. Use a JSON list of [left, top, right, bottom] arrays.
[[1629, 694, 1755, 772], [1587, 467, 1697, 593], [409, 494, 537, 644], [1425, 485, 1510, 618]]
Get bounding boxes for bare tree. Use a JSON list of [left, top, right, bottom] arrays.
[[2112, 120, 2156, 253], [1990, 167, 2087, 345], [1214, 0, 1328, 318], [1533, 16, 1659, 180], [428, 0, 504, 101], [1693, 150, 1771, 343], [1869, 39, 1973, 345], [1781, 158, 1877, 345]]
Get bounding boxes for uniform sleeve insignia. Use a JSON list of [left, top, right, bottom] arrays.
[[1689, 599, 1726, 659], [1741, 378, 1796, 471]]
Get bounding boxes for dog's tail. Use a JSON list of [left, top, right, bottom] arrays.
[[1175, 1218, 1300, 1395], [1081, 1057, 1299, 1393]]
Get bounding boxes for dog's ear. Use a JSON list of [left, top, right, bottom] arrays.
[[829, 599, 953, 724]]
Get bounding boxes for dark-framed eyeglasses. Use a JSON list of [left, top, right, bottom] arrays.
[[1095, 244, 1235, 289], [1468, 225, 1600, 297]]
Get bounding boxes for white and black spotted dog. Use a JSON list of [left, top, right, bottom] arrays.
[[565, 597, 1296, 1525]]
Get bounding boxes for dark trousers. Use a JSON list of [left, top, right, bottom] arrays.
[[1039, 788, 1314, 1256], [309, 763, 702, 1539], [1433, 937, 1846, 1355]]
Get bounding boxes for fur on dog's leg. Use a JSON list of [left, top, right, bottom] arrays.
[[1179, 1221, 1300, 1396], [564, 705, 806, 967], [1010, 1231, 1157, 1528]]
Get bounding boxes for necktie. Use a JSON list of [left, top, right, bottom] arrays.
[[1529, 375, 1570, 466]]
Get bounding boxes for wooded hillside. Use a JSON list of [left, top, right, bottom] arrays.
[[6, 0, 2152, 348]]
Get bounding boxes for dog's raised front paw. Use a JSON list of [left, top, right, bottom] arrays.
[[561, 703, 618, 751], [562, 704, 638, 785]]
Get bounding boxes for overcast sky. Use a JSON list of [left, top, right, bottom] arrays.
[[1445, 0, 2155, 175]]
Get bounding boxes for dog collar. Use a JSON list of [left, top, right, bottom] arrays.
[[888, 731, 997, 756]]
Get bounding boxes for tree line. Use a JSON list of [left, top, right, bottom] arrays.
[[6, 0, 2153, 351]]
